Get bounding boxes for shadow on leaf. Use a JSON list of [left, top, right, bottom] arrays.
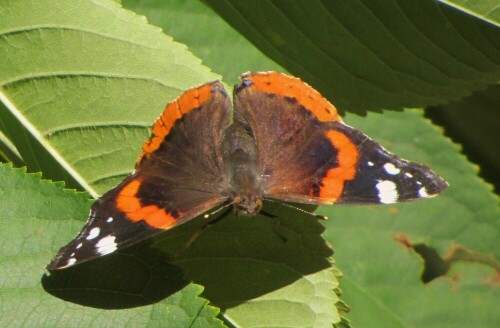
[[43, 202, 333, 310], [161, 202, 334, 309], [42, 241, 189, 309]]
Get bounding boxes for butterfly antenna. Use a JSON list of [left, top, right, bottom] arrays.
[[264, 198, 328, 220], [203, 200, 235, 219]]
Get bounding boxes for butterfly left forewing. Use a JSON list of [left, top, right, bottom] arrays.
[[48, 81, 231, 270]]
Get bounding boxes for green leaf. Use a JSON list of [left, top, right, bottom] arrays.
[[122, 0, 283, 85], [0, 163, 224, 328], [0, 0, 219, 197], [204, 0, 500, 113], [428, 84, 500, 194], [319, 109, 500, 327]]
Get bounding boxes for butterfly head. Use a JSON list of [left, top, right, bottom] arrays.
[[232, 194, 263, 216]]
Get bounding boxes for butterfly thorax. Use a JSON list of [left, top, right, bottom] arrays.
[[222, 122, 263, 216]]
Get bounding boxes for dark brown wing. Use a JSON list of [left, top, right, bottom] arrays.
[[48, 81, 231, 270], [233, 72, 447, 205]]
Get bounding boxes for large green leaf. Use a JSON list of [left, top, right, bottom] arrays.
[[0, 0, 219, 197], [319, 109, 500, 327], [0, 164, 224, 328], [204, 0, 500, 114], [122, 0, 283, 84]]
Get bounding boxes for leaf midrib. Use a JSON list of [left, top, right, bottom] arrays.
[[0, 89, 99, 198]]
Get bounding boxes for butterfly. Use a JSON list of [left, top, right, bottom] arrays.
[[48, 72, 447, 270]]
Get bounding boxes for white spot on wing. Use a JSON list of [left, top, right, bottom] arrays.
[[76, 243, 82, 249], [405, 172, 413, 178], [418, 187, 429, 198], [96, 235, 117, 255], [67, 258, 77, 266], [375, 180, 399, 204], [383, 163, 400, 175], [86, 227, 100, 240], [107, 217, 113, 223], [367, 161, 374, 167]]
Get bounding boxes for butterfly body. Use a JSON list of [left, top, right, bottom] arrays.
[[48, 72, 447, 270], [222, 122, 263, 216]]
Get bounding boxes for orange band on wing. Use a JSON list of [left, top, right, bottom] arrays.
[[242, 72, 342, 122], [139, 81, 220, 160], [310, 130, 359, 200], [116, 178, 180, 229]]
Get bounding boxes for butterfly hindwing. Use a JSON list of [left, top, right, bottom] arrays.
[[48, 81, 231, 270], [233, 73, 342, 201]]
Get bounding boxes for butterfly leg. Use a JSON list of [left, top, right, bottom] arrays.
[[173, 207, 233, 258], [260, 210, 288, 242]]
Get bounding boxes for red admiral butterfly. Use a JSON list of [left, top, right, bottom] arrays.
[[48, 72, 448, 270]]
